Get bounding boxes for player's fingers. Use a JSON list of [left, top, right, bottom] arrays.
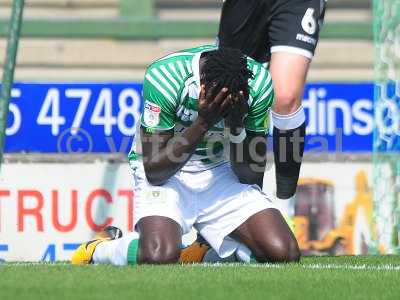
[[229, 91, 240, 103], [220, 97, 233, 119], [232, 95, 240, 104], [240, 91, 247, 105], [205, 84, 219, 103], [232, 91, 244, 105], [220, 94, 232, 113], [213, 88, 229, 106], [237, 91, 249, 113], [210, 92, 230, 113], [200, 85, 214, 111], [199, 85, 206, 101], [239, 91, 245, 101], [198, 85, 206, 107], [209, 88, 229, 112]]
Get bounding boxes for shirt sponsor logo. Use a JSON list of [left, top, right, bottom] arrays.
[[143, 101, 161, 127]]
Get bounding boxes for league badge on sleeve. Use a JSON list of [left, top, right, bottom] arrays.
[[143, 101, 161, 127]]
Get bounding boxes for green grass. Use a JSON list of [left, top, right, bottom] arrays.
[[1, 256, 400, 300]]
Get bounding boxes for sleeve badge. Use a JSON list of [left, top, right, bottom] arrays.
[[143, 101, 161, 127]]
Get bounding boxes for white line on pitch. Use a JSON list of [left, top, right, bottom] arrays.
[[1, 262, 400, 271], [189, 263, 400, 271]]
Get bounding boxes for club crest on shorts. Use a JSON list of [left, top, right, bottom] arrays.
[[143, 101, 161, 127], [146, 189, 166, 204]]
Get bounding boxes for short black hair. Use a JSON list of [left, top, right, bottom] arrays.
[[201, 47, 253, 100]]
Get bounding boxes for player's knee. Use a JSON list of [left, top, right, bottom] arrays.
[[274, 238, 300, 263], [257, 237, 301, 263], [285, 239, 301, 262], [139, 238, 180, 264], [273, 90, 301, 115]]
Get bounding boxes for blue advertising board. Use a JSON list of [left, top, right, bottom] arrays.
[[3, 82, 374, 153], [5, 82, 143, 153], [303, 83, 373, 152]]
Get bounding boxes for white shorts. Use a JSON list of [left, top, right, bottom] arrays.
[[130, 161, 277, 258]]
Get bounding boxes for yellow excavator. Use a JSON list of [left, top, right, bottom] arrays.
[[294, 170, 374, 255]]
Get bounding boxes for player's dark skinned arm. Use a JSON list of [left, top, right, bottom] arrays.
[[230, 130, 267, 189], [142, 86, 231, 186], [228, 95, 267, 189]]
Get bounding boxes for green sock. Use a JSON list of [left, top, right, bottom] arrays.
[[127, 239, 139, 265]]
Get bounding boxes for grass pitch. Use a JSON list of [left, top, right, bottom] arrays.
[[1, 256, 399, 300]]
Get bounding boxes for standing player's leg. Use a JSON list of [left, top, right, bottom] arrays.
[[218, 0, 326, 214], [269, 0, 326, 208], [217, 0, 271, 63], [269, 53, 308, 205]]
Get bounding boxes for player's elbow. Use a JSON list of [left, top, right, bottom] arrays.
[[143, 165, 168, 186], [147, 178, 167, 186], [232, 163, 264, 186], [145, 172, 168, 186], [238, 173, 263, 185]]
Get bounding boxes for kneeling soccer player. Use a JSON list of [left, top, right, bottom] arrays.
[[71, 45, 300, 265]]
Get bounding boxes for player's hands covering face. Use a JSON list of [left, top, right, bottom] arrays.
[[225, 91, 249, 129], [197, 84, 232, 129]]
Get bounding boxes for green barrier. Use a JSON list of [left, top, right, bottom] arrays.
[[0, 18, 372, 40], [120, 0, 154, 17]]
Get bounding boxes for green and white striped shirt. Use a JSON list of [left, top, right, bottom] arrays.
[[130, 45, 274, 171]]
